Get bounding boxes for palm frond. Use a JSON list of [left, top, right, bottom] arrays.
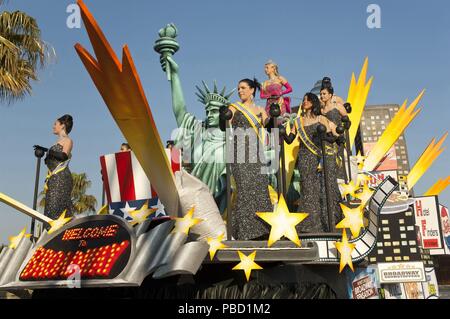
[[0, 10, 54, 104]]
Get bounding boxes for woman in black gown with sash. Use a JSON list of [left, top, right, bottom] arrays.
[[219, 79, 273, 240], [284, 93, 342, 233], [44, 115, 74, 219]]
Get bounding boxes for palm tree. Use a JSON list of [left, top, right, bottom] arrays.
[[39, 172, 98, 215], [0, 0, 52, 103]]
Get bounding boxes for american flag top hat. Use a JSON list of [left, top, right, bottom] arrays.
[[100, 149, 181, 222]]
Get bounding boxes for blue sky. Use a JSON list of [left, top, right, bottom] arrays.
[[0, 0, 449, 244]]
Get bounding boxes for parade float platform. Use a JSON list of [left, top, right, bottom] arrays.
[[0, 0, 402, 299]]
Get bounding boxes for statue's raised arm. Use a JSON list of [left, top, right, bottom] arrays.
[[161, 55, 188, 127], [154, 24, 188, 127]]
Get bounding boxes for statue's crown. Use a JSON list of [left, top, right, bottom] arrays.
[[196, 81, 235, 108]]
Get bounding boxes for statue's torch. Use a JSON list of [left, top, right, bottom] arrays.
[[154, 23, 180, 81]]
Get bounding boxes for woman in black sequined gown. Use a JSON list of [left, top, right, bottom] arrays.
[[284, 93, 342, 233], [221, 79, 272, 240], [320, 81, 349, 227], [44, 115, 74, 220]]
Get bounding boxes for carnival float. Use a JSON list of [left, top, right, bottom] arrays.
[[0, 0, 448, 299]]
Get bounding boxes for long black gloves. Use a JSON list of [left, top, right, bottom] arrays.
[[344, 102, 352, 114], [341, 115, 351, 130], [219, 105, 233, 132]]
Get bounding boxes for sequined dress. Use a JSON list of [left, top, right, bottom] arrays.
[[322, 109, 345, 227], [296, 123, 328, 233], [230, 111, 271, 240], [323, 108, 346, 181], [44, 144, 73, 219]]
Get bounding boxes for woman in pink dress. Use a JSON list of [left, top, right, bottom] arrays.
[[260, 60, 293, 115]]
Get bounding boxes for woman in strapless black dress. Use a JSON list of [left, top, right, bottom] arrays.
[[44, 115, 74, 220], [219, 79, 273, 240], [283, 93, 343, 233]]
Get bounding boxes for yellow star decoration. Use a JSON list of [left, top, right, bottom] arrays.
[[129, 200, 157, 226], [341, 181, 360, 197], [48, 211, 72, 235], [172, 206, 203, 235], [335, 231, 356, 273], [355, 183, 374, 207], [207, 233, 228, 260], [8, 228, 32, 249], [256, 195, 308, 247], [232, 251, 263, 282], [336, 203, 365, 238]]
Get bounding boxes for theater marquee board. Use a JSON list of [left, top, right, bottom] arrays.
[[20, 218, 133, 282], [0, 215, 209, 290], [377, 262, 426, 284]]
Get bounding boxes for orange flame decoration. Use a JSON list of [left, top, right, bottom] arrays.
[[363, 90, 424, 172], [424, 176, 450, 196], [74, 0, 179, 215], [408, 132, 448, 190]]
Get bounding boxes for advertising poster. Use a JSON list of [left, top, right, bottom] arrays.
[[346, 267, 380, 299], [439, 205, 450, 255], [368, 170, 399, 189], [364, 143, 398, 171], [421, 268, 440, 299], [403, 282, 425, 299], [413, 196, 444, 250], [382, 283, 406, 299]]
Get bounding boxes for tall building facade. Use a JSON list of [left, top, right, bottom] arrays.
[[358, 104, 412, 177]]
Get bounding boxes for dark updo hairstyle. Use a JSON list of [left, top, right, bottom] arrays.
[[239, 78, 261, 97], [57, 114, 73, 134], [320, 76, 334, 95], [303, 92, 322, 116]]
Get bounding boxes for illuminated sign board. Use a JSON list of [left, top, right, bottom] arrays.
[[19, 217, 134, 282], [413, 196, 443, 250]]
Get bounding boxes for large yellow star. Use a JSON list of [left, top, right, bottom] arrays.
[[232, 251, 263, 282], [129, 200, 157, 226], [207, 233, 228, 260], [9, 228, 31, 249], [172, 206, 203, 235], [48, 210, 72, 235], [341, 181, 360, 197], [335, 230, 356, 273], [354, 183, 374, 207], [336, 203, 365, 238], [256, 195, 308, 247]]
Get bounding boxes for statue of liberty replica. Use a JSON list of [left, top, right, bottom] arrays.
[[154, 24, 233, 213]]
